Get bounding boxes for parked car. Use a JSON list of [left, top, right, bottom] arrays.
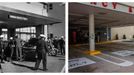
[[22, 38, 38, 61]]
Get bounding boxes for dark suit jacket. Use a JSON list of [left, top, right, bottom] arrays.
[[36, 39, 48, 53]]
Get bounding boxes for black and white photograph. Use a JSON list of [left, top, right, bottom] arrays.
[[0, 2, 65, 73]]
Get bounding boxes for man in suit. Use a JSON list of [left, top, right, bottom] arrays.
[[33, 34, 48, 71], [15, 35, 22, 61], [9, 37, 15, 63], [0, 35, 4, 73], [0, 35, 4, 63]]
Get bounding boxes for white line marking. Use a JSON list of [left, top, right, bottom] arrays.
[[73, 46, 134, 67], [93, 53, 134, 67], [111, 50, 134, 57], [102, 53, 129, 62], [61, 65, 65, 73]]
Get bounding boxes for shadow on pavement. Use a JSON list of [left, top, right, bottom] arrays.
[[12, 62, 42, 71]]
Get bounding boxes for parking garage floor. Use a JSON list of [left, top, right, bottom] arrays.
[[0, 55, 65, 73], [69, 41, 134, 73]]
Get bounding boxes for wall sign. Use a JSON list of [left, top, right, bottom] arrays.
[[90, 2, 117, 9], [80, 2, 134, 14], [9, 15, 28, 21], [69, 57, 96, 69]]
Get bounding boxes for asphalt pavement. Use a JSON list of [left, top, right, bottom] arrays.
[[0, 55, 65, 73]]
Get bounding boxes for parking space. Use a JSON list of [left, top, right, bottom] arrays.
[[69, 41, 134, 72]]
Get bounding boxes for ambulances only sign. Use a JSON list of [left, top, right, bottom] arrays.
[[80, 2, 134, 14]]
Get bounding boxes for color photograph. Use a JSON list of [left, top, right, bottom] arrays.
[[69, 2, 134, 73]]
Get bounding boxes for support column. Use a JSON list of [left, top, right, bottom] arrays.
[[106, 26, 109, 41], [85, 14, 101, 55], [89, 14, 95, 51], [44, 25, 48, 41], [36, 25, 44, 37], [8, 28, 15, 40], [0, 28, 2, 35], [106, 26, 111, 41], [47, 25, 49, 36], [109, 28, 111, 40]]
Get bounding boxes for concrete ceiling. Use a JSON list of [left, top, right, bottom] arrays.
[[69, 3, 134, 29]]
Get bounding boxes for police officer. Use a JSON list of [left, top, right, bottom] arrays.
[[59, 36, 65, 55], [33, 34, 48, 71], [53, 36, 59, 49]]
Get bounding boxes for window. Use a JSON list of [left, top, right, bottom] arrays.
[[16, 27, 36, 41]]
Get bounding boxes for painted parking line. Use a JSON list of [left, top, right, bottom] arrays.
[[61, 65, 65, 73], [111, 50, 134, 57], [71, 46, 134, 67], [93, 53, 134, 67]]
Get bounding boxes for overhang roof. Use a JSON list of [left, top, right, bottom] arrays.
[[0, 5, 61, 28], [69, 3, 134, 29]]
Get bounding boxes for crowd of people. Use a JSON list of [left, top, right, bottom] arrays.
[[49, 36, 65, 55], [0, 34, 65, 71], [0, 35, 22, 63]]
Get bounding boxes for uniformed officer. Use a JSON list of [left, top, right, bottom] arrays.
[[33, 34, 48, 71], [59, 36, 65, 55]]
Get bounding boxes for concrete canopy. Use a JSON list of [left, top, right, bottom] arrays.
[[0, 5, 61, 28], [69, 3, 134, 29]]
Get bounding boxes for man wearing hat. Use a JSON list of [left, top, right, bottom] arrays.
[[59, 36, 65, 55], [34, 34, 49, 71]]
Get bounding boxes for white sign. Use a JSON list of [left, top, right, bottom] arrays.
[[9, 15, 28, 21], [69, 57, 96, 69], [112, 50, 134, 57]]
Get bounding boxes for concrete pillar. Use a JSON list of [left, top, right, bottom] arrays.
[[106, 26, 109, 41], [89, 14, 95, 51], [47, 25, 50, 38], [8, 28, 15, 40], [0, 28, 2, 35], [109, 28, 111, 40], [44, 25, 48, 41], [36, 25, 44, 37], [106, 26, 111, 41]]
